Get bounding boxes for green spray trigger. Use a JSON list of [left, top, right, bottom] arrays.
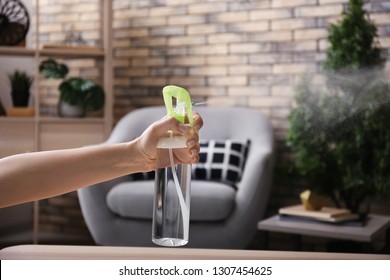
[[163, 85, 194, 126]]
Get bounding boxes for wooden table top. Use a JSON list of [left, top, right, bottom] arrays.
[[1, 245, 389, 260]]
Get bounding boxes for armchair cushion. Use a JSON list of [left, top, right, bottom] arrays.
[[106, 180, 236, 222]]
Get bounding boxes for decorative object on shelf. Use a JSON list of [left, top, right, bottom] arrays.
[[299, 190, 327, 211], [39, 58, 105, 118], [286, 0, 390, 214], [0, 0, 30, 46], [63, 24, 87, 46], [8, 70, 33, 107]]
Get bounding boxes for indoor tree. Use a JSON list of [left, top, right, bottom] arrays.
[[286, 0, 390, 213]]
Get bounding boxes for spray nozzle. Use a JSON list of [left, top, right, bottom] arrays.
[[163, 85, 193, 126]]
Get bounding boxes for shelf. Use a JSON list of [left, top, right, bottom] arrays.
[[0, 46, 104, 59], [0, 116, 104, 124], [0, 116, 35, 123], [0, 46, 35, 57], [40, 47, 104, 59], [39, 116, 104, 124]]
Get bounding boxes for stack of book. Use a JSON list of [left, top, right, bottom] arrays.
[[278, 204, 361, 225]]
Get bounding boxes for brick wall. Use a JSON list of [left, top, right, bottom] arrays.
[[35, 0, 390, 244], [111, 0, 390, 217], [38, 192, 92, 241], [35, 0, 390, 136], [112, 0, 390, 139]]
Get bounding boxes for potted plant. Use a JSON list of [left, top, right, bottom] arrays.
[[0, 98, 6, 116], [8, 70, 33, 107], [286, 0, 390, 214], [39, 58, 105, 117]]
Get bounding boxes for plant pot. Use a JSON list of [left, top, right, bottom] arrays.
[[0, 99, 6, 116], [11, 90, 30, 107], [58, 100, 85, 118]]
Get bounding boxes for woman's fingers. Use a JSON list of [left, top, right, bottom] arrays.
[[193, 112, 203, 132], [151, 113, 203, 164]]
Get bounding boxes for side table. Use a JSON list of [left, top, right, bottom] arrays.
[[257, 214, 390, 253]]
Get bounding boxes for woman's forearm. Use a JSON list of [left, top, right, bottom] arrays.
[[0, 140, 148, 208], [0, 113, 203, 209]]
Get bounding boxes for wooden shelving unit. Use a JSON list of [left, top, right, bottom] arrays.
[[0, 0, 113, 246], [0, 0, 113, 140]]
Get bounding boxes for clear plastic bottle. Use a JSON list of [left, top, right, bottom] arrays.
[[152, 136, 191, 247], [152, 85, 193, 247]]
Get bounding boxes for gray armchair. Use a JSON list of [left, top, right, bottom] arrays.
[[78, 106, 274, 249]]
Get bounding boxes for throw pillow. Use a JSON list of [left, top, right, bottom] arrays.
[[192, 139, 250, 188]]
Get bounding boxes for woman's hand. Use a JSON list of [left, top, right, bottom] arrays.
[[135, 112, 203, 171]]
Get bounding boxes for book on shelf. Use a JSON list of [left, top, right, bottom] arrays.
[[278, 204, 360, 223], [278, 214, 365, 227]]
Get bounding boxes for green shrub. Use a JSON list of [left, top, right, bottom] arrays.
[[286, 0, 390, 212]]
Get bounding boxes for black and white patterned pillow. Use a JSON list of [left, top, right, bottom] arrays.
[[192, 139, 250, 188]]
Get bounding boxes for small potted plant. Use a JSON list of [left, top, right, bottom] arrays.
[[39, 58, 105, 117], [8, 70, 34, 107]]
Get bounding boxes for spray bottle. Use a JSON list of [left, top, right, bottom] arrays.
[[152, 85, 193, 247]]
